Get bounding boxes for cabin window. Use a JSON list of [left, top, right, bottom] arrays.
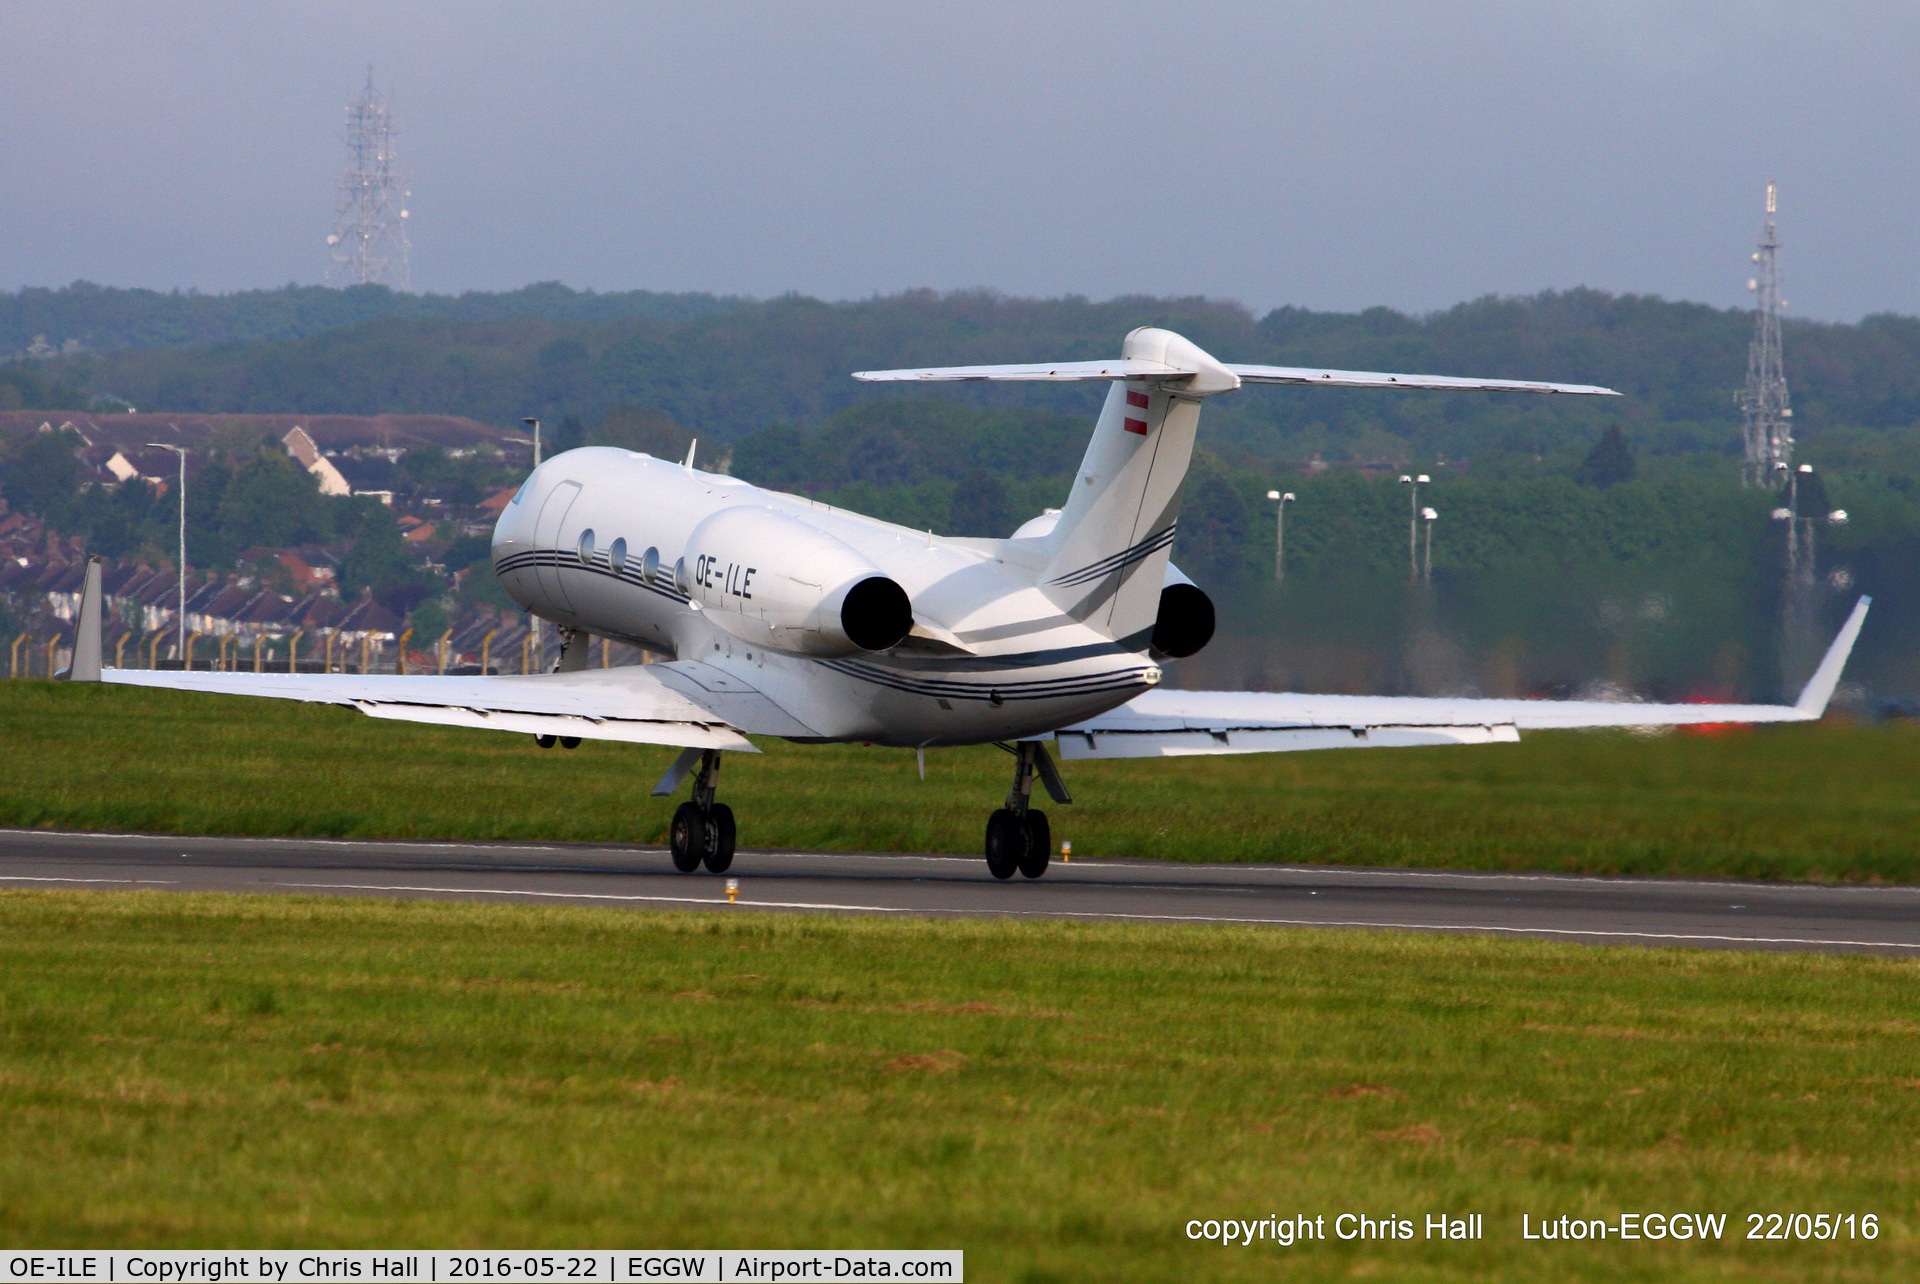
[[609, 537, 628, 572], [642, 546, 660, 584], [577, 529, 596, 565]]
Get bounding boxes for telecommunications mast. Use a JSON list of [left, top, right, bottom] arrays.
[[1738, 182, 1791, 487], [326, 69, 411, 289]]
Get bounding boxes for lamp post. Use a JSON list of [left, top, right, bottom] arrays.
[[146, 442, 188, 663], [1773, 462, 1835, 585], [1421, 507, 1437, 582], [1399, 473, 1430, 580], [522, 417, 542, 469], [1265, 490, 1295, 582]]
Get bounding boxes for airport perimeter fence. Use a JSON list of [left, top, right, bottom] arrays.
[[6, 626, 657, 679]]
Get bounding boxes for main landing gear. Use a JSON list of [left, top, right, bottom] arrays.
[[668, 748, 736, 874], [985, 741, 1071, 881]]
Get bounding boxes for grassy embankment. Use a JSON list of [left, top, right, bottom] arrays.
[[3, 682, 1918, 881], [0, 891, 1915, 1279]]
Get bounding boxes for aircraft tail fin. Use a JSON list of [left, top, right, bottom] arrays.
[[850, 327, 1619, 650], [1031, 330, 1237, 646]]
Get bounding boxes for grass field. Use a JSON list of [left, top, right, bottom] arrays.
[[0, 890, 1914, 1279], [3, 681, 1919, 881]]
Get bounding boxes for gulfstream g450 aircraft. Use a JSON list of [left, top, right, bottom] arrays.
[[70, 327, 1870, 878]]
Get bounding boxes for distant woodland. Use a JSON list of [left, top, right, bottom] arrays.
[[7, 282, 1920, 703]]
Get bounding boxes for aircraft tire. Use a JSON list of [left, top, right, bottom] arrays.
[[669, 802, 705, 872], [704, 803, 737, 873], [984, 808, 1024, 880], [1018, 810, 1050, 879]]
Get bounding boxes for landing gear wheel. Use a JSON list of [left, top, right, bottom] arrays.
[[1019, 809, 1051, 879], [703, 803, 737, 873], [669, 802, 706, 872], [985, 808, 1025, 881]]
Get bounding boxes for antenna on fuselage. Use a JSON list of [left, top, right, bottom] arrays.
[[683, 439, 698, 471]]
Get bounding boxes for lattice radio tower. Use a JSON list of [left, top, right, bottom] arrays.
[[1738, 181, 1791, 487], [326, 69, 411, 289]]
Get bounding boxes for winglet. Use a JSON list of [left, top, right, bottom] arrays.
[[1794, 596, 1871, 716], [59, 555, 105, 682]]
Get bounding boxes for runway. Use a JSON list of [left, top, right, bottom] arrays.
[[2, 826, 1917, 956]]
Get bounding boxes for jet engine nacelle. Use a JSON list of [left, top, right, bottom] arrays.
[[1151, 563, 1215, 659], [680, 506, 914, 658]]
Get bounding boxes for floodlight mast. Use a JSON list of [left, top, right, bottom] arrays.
[[1266, 490, 1294, 581], [327, 68, 411, 289], [1739, 182, 1792, 487], [1400, 474, 1429, 579]]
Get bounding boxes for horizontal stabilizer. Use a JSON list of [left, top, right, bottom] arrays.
[[854, 358, 1196, 383], [854, 360, 1617, 398], [1227, 364, 1618, 396]]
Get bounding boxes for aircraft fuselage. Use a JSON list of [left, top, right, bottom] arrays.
[[491, 448, 1160, 748]]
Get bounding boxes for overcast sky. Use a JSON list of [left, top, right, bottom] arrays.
[[2, 2, 1916, 321]]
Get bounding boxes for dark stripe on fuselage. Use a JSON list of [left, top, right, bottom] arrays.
[[495, 550, 691, 606], [877, 638, 1142, 672], [820, 658, 1154, 703], [1050, 524, 1177, 588]]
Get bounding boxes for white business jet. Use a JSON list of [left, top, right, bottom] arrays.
[[68, 327, 1869, 878]]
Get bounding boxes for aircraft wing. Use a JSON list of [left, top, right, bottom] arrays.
[[1055, 598, 1868, 759], [100, 665, 758, 752]]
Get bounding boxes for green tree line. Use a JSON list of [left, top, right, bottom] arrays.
[[0, 280, 742, 355], [5, 285, 1920, 474]]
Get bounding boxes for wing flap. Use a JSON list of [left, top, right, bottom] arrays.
[[354, 702, 748, 750], [651, 661, 823, 737], [1057, 723, 1519, 760]]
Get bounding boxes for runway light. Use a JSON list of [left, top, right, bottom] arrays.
[[1061, 841, 1072, 863], [726, 878, 738, 904]]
